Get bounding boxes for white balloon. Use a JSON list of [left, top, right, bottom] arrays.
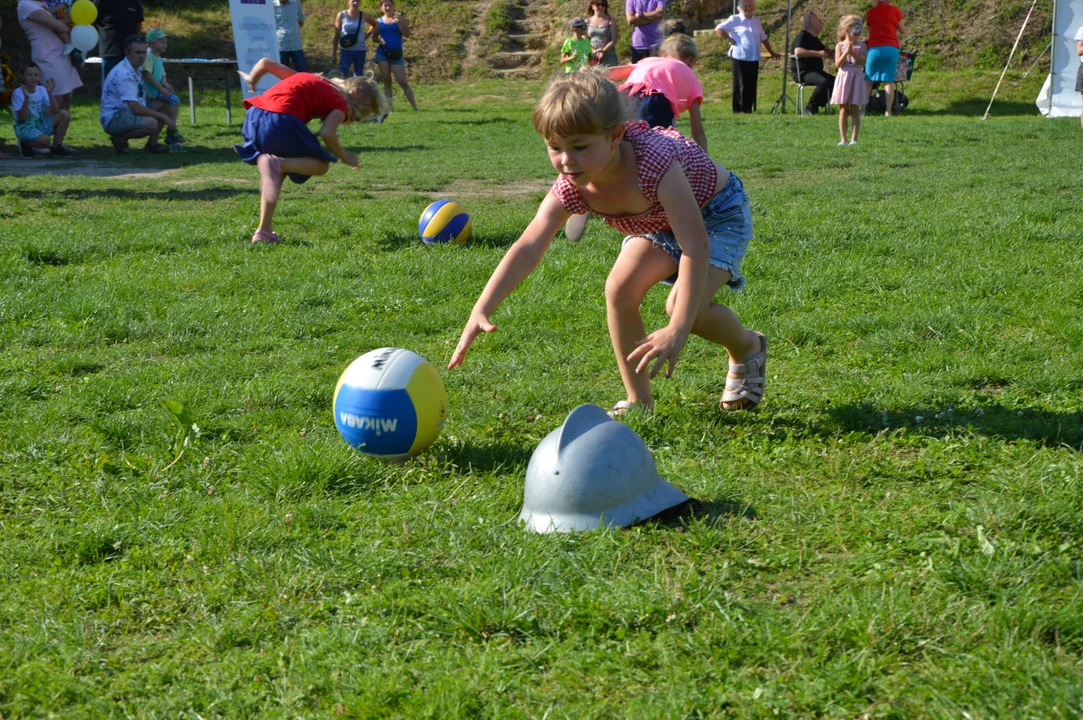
[[71, 24, 99, 52]]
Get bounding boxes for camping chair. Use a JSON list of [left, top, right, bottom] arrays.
[[791, 54, 825, 116], [869, 50, 917, 114]]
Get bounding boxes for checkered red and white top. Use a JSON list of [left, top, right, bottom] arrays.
[[551, 121, 719, 235]]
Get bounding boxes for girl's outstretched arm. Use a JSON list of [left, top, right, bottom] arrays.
[[318, 109, 359, 168], [687, 101, 708, 153], [626, 165, 708, 378], [449, 191, 570, 368], [607, 64, 634, 82], [238, 58, 297, 92]]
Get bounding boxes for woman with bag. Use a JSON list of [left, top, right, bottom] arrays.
[[586, 0, 618, 67], [332, 0, 378, 78], [374, 0, 418, 113]]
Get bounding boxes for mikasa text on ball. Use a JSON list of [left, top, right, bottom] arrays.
[[334, 348, 448, 461], [419, 200, 471, 245]]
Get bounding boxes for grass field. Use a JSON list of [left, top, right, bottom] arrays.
[[1, 72, 1082, 718]]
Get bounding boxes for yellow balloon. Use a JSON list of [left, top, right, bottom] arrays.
[[70, 0, 98, 26]]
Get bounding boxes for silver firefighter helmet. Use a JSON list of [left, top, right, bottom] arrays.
[[520, 404, 689, 533]]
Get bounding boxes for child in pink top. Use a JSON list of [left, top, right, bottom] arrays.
[[450, 72, 767, 416], [608, 34, 707, 151]]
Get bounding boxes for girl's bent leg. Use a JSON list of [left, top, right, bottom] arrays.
[[378, 62, 394, 110], [605, 238, 682, 408], [664, 265, 759, 365], [665, 266, 763, 410], [52, 109, 70, 146], [391, 65, 417, 110], [279, 157, 332, 176]]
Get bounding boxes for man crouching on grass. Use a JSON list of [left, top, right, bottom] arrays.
[[100, 35, 180, 154]]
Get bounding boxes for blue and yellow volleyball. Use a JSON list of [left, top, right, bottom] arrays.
[[419, 200, 472, 246], [333, 348, 449, 461]]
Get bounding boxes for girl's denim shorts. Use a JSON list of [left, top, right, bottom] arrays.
[[622, 171, 753, 291]]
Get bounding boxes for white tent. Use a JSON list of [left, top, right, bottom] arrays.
[[1037, 0, 1083, 116]]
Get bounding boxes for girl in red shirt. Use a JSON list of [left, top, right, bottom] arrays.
[[450, 72, 766, 416], [235, 59, 384, 243]]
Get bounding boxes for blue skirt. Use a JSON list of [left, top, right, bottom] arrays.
[[233, 106, 337, 184], [865, 46, 900, 83]]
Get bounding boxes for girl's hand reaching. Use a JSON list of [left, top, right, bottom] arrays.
[[449, 311, 497, 368], [342, 150, 360, 169], [627, 325, 690, 379], [45, 78, 55, 93]]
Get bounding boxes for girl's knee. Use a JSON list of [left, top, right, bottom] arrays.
[[604, 272, 643, 309], [314, 161, 332, 176]]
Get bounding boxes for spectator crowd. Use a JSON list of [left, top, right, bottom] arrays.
[[0, 0, 952, 159]]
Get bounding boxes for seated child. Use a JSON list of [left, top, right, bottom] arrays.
[[12, 62, 71, 157], [45, 0, 75, 55], [561, 18, 593, 73], [142, 28, 184, 150]]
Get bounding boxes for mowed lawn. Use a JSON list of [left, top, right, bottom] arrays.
[[1, 73, 1081, 718]]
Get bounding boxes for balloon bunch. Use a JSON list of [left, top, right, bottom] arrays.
[[69, 0, 99, 53]]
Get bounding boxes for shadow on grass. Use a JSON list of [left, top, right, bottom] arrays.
[[354, 144, 430, 153], [376, 230, 521, 251], [823, 402, 1082, 448], [7, 187, 256, 201], [645, 498, 757, 528], [434, 438, 533, 474], [437, 118, 516, 126], [907, 100, 1040, 117]]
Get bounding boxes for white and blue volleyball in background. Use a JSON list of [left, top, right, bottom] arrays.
[[418, 200, 472, 246], [333, 348, 448, 461]]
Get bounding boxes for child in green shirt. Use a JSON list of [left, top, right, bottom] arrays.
[[561, 18, 593, 73]]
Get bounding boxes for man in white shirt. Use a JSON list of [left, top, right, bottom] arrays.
[[715, 0, 781, 113], [274, 0, 308, 71], [99, 34, 178, 154]]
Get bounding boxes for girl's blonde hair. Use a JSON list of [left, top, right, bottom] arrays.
[[660, 34, 698, 62], [323, 72, 388, 122], [837, 15, 861, 40], [531, 72, 637, 140]]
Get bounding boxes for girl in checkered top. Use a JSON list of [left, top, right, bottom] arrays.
[[450, 72, 767, 415]]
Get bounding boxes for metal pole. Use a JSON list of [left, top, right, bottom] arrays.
[[770, 0, 793, 114], [982, 0, 1039, 119], [1049, 0, 1058, 114], [782, 0, 791, 113], [189, 75, 196, 125]]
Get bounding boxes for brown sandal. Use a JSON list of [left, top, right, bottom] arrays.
[[721, 333, 767, 411]]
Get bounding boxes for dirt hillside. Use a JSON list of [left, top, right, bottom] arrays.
[[0, 0, 1057, 84]]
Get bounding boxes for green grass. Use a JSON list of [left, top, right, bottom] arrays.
[[1, 72, 1082, 718]]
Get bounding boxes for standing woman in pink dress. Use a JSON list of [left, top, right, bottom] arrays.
[[16, 0, 82, 121], [830, 15, 868, 146]]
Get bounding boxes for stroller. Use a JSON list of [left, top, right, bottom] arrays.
[[868, 50, 917, 114]]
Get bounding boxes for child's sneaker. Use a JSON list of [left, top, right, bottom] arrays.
[[20, 141, 35, 159], [50, 144, 73, 157]]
